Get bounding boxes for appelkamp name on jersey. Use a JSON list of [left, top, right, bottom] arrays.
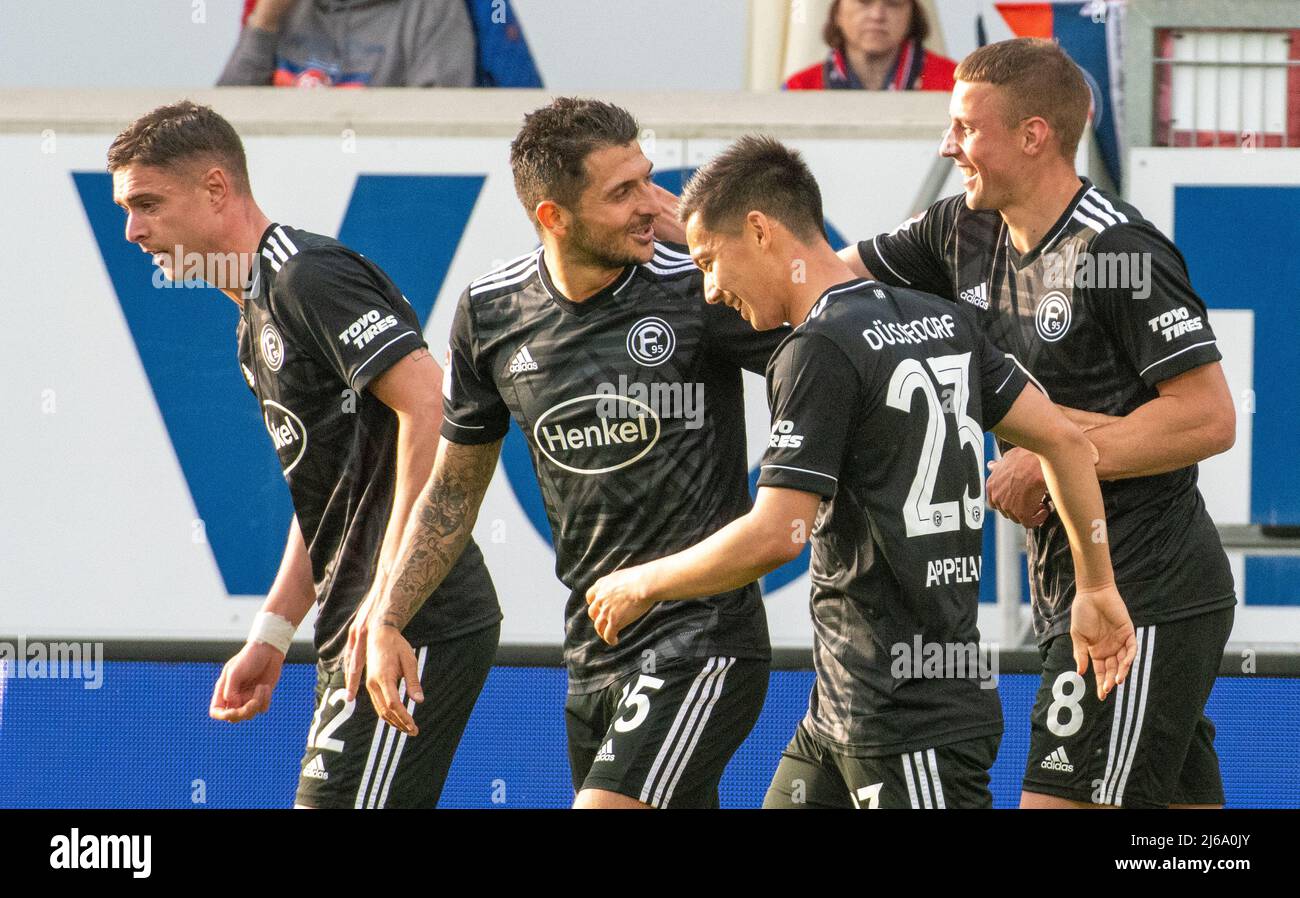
[[337, 308, 401, 351], [862, 314, 957, 351], [534, 394, 661, 475], [925, 554, 982, 588]]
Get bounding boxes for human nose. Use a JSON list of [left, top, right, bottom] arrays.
[[939, 124, 960, 158], [125, 211, 148, 245], [635, 180, 658, 216], [702, 270, 722, 303]]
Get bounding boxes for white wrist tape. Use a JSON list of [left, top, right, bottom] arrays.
[[249, 611, 296, 655]]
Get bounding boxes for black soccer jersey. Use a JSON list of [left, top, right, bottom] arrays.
[[236, 223, 500, 669], [758, 279, 1026, 754], [442, 242, 780, 693], [858, 179, 1237, 642]]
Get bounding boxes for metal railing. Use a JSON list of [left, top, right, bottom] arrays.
[[1153, 28, 1297, 148], [995, 519, 1300, 648]]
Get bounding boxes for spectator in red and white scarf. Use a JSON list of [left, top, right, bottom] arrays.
[[785, 0, 956, 92]]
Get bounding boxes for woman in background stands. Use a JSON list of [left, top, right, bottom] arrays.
[[785, 0, 956, 92]]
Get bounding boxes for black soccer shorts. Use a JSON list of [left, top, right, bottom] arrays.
[[763, 720, 999, 809], [293, 622, 499, 809], [1020, 606, 1233, 808], [565, 655, 769, 808]]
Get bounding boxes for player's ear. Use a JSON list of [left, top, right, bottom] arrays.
[[745, 210, 771, 250], [202, 165, 232, 208], [535, 200, 566, 236], [1021, 116, 1052, 158]]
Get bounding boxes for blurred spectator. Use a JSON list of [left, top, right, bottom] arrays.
[[218, 0, 475, 88], [785, 0, 956, 92], [463, 0, 542, 87]]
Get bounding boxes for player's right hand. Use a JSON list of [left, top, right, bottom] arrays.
[[365, 625, 424, 738], [648, 183, 687, 245], [987, 448, 1051, 528], [343, 586, 380, 702], [209, 641, 284, 722], [1070, 583, 1137, 702]]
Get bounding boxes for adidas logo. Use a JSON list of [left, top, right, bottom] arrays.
[[507, 345, 539, 375], [303, 754, 329, 780], [1039, 746, 1074, 773], [960, 282, 989, 310], [594, 740, 615, 763]]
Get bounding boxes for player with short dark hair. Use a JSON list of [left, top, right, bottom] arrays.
[[109, 100, 501, 808], [346, 98, 785, 809], [589, 134, 1135, 809], [840, 37, 1239, 808]]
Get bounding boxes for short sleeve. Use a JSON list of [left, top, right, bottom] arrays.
[[441, 288, 510, 445], [755, 332, 861, 499], [974, 327, 1029, 429], [1089, 223, 1222, 387], [273, 247, 426, 392], [703, 297, 790, 375], [856, 196, 959, 299]]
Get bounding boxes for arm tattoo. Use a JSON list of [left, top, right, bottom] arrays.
[[377, 438, 501, 630]]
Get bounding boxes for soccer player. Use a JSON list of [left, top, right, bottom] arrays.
[[345, 98, 783, 809], [839, 38, 1238, 808], [586, 135, 1136, 809], [108, 101, 501, 808]]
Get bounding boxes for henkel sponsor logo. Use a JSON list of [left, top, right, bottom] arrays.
[[263, 400, 307, 475], [533, 394, 660, 475]]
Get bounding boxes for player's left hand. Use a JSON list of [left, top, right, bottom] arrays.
[[1071, 583, 1138, 701], [364, 624, 424, 737], [585, 569, 656, 646], [987, 447, 1051, 527], [648, 183, 687, 245]]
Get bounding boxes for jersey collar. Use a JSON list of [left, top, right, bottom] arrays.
[[242, 222, 278, 302], [537, 252, 637, 317], [799, 277, 871, 326], [1006, 177, 1094, 268]]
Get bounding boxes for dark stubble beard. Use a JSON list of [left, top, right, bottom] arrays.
[[567, 213, 653, 270]]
